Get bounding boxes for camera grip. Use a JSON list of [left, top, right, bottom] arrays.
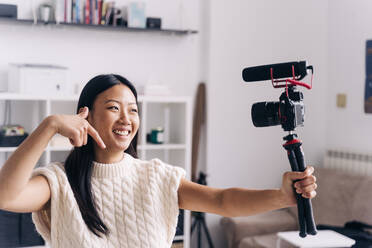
[[287, 150, 307, 237], [293, 146, 317, 235]]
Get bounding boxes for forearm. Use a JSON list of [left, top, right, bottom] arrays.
[[0, 116, 57, 204], [221, 187, 292, 217]]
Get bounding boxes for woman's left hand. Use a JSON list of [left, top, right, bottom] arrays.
[[280, 166, 317, 207]]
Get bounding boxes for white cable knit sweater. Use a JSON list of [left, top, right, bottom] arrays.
[[31, 153, 186, 248]]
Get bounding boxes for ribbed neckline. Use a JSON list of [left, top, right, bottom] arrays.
[[92, 153, 133, 178]]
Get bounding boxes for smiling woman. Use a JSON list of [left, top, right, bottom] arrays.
[[0, 74, 317, 248]]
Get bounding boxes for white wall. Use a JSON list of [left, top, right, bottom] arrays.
[[326, 0, 372, 152], [206, 1, 328, 246], [0, 0, 203, 96]]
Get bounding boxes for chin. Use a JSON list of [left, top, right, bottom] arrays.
[[115, 143, 131, 151]]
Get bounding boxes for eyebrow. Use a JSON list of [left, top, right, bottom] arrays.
[[104, 99, 137, 105]]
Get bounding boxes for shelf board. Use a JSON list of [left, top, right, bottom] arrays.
[[138, 144, 186, 150], [0, 146, 74, 152], [0, 18, 198, 35], [0, 147, 17, 152], [47, 146, 73, 151], [173, 235, 184, 241]]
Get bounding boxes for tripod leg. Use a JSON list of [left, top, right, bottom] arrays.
[[287, 149, 307, 237], [293, 146, 317, 235], [198, 219, 201, 248], [191, 215, 198, 234], [200, 217, 215, 248]]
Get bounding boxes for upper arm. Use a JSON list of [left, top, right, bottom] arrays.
[[177, 178, 224, 215], [2, 175, 51, 213]]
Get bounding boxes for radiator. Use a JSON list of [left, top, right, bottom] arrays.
[[323, 150, 372, 176]]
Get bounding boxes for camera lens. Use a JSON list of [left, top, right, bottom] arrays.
[[251, 102, 280, 127]]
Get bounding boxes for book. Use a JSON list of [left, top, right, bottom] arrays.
[[85, 0, 90, 24], [55, 0, 65, 24]]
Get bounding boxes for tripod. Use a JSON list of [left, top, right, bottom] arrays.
[[283, 132, 317, 237], [191, 172, 214, 248]]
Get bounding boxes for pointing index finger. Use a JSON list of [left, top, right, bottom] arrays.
[[87, 124, 106, 149]]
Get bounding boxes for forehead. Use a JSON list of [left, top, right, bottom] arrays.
[[96, 84, 136, 103]]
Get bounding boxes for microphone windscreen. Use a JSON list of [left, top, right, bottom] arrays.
[[242, 61, 307, 82]]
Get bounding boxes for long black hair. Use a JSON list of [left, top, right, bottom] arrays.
[[64, 74, 138, 237]]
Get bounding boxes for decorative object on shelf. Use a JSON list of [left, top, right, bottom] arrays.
[[146, 17, 161, 29], [0, 4, 17, 19], [171, 241, 184, 248], [147, 127, 164, 144], [0, 125, 28, 147], [190, 83, 214, 247], [8, 63, 71, 96], [191, 83, 206, 181], [125, 2, 146, 28], [39, 3, 54, 24]]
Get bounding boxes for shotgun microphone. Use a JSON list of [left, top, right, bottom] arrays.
[[242, 61, 310, 82]]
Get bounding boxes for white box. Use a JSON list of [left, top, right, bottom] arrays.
[[8, 64, 71, 95]]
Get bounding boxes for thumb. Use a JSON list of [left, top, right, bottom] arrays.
[[78, 106, 89, 118]]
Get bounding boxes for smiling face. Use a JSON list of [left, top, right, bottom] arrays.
[[88, 84, 139, 159]]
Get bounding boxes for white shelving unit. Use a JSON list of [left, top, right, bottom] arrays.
[[0, 93, 192, 248]]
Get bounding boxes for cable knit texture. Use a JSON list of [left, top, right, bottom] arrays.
[[31, 153, 186, 248]]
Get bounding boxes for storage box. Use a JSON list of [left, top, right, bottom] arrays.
[[8, 64, 71, 95]]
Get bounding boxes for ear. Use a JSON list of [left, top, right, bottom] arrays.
[[78, 107, 91, 121], [78, 107, 85, 114]]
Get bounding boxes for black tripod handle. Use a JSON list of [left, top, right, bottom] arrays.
[[283, 137, 317, 237], [293, 145, 317, 236], [287, 150, 307, 237]]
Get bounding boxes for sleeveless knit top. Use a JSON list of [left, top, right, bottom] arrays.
[[31, 153, 186, 248]]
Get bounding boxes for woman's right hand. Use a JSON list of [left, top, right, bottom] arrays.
[[50, 107, 106, 149]]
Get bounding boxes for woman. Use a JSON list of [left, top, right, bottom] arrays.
[[0, 74, 317, 247]]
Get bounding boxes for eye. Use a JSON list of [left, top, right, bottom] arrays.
[[131, 108, 138, 113], [108, 106, 119, 111]]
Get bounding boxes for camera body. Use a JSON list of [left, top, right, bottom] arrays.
[[251, 86, 304, 131]]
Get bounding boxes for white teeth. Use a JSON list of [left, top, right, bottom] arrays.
[[113, 130, 129, 136]]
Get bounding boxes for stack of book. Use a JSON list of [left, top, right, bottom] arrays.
[[55, 0, 117, 26]]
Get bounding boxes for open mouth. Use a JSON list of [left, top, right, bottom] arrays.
[[113, 129, 130, 136]]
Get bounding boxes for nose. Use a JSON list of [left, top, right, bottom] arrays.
[[119, 110, 131, 125]]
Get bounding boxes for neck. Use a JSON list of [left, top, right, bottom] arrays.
[[94, 146, 124, 164]]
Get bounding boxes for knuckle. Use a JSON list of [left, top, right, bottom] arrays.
[[283, 171, 291, 178]]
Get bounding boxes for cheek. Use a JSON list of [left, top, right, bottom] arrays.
[[133, 118, 140, 132], [89, 114, 111, 134]]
